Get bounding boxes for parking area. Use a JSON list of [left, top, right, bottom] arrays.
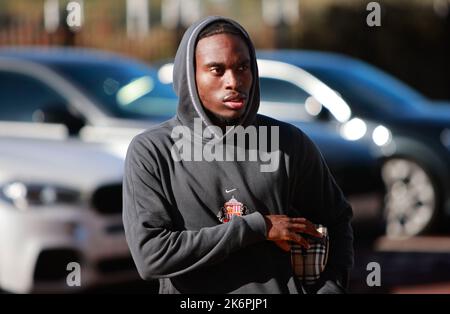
[[72, 233, 450, 294], [350, 235, 450, 293]]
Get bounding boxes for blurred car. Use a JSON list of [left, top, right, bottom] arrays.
[[0, 136, 137, 293], [0, 47, 385, 292], [0, 49, 150, 293], [257, 50, 450, 237]]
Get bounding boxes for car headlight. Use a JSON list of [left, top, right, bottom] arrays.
[[340, 117, 392, 147], [372, 125, 392, 146], [340, 118, 367, 141], [0, 181, 81, 210]]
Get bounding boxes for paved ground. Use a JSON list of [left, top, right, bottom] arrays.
[[3, 229, 449, 294], [350, 235, 450, 293], [78, 234, 450, 294]]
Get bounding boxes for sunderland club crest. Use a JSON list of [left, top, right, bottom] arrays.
[[217, 196, 248, 223]]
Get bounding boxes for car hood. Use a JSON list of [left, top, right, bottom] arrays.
[[290, 121, 379, 166], [392, 101, 450, 128], [424, 101, 450, 123], [0, 137, 125, 191]]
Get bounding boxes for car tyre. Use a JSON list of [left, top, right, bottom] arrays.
[[382, 158, 441, 238]]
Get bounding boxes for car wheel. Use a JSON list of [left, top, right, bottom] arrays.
[[381, 158, 439, 238]]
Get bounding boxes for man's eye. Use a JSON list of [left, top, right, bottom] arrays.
[[210, 67, 223, 74], [238, 65, 249, 71]]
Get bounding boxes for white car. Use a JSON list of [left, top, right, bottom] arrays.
[[0, 50, 152, 293], [0, 133, 141, 293]]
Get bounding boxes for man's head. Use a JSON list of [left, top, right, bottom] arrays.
[[195, 22, 253, 127]]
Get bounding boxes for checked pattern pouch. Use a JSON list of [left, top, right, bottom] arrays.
[[291, 225, 329, 285]]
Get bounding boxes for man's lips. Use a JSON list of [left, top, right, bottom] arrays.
[[223, 93, 247, 110], [224, 100, 245, 110]]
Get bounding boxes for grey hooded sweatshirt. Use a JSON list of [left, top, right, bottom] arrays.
[[123, 16, 354, 294]]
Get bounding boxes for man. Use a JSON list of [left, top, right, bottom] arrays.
[[123, 16, 354, 294]]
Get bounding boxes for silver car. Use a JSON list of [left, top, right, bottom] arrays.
[[0, 50, 146, 293]]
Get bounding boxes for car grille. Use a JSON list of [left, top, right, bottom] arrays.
[[91, 183, 122, 215]]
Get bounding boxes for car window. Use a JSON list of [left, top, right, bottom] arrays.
[[260, 77, 310, 103], [259, 77, 324, 122], [307, 66, 426, 118], [0, 71, 68, 122], [49, 62, 179, 121]]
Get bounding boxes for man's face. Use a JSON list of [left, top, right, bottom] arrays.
[[195, 33, 253, 125]]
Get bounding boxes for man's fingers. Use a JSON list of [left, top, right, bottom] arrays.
[[289, 223, 323, 238], [290, 233, 310, 249], [265, 215, 324, 247], [290, 217, 307, 223]]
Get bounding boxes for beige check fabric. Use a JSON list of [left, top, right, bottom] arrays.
[[291, 225, 329, 285]]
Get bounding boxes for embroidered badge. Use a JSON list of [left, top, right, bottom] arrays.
[[217, 196, 248, 223]]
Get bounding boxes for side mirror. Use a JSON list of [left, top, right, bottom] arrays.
[[33, 105, 85, 135]]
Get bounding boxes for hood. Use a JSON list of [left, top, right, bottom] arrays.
[[391, 100, 450, 128], [173, 16, 260, 141], [422, 101, 450, 124]]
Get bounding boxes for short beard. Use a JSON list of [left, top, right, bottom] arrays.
[[204, 107, 241, 127]]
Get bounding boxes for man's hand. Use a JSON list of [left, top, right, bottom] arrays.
[[264, 215, 323, 251]]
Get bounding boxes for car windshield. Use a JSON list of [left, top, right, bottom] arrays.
[[258, 77, 326, 122], [305, 62, 427, 118], [49, 61, 178, 120]]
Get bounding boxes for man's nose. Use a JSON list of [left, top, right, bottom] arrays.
[[224, 70, 240, 89]]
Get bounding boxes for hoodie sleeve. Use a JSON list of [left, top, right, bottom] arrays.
[[290, 129, 354, 289], [122, 135, 267, 280]]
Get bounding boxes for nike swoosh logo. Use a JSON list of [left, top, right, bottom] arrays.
[[225, 188, 237, 194]]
